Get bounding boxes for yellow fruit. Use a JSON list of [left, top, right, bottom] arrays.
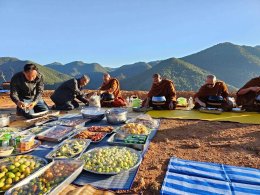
[[0, 172, 5, 178], [7, 172, 15, 179], [1, 184, 11, 191], [14, 162, 20, 167], [14, 177, 20, 182], [15, 155, 21, 160], [0, 165, 6, 170], [6, 177, 12, 184], [0, 182, 4, 188], [12, 168, 19, 173], [19, 165, 26, 172], [25, 161, 31, 167], [25, 167, 31, 175], [19, 174, 25, 179], [30, 161, 36, 166], [18, 159, 24, 164], [8, 165, 15, 170]]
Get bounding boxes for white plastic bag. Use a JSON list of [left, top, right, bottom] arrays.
[[89, 93, 101, 108]]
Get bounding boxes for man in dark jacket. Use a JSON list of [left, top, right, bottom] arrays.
[[10, 64, 49, 119], [51, 75, 90, 110]]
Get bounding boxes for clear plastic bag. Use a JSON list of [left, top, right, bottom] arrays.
[[126, 114, 159, 129]]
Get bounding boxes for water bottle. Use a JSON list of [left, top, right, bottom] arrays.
[[132, 98, 142, 107], [188, 97, 194, 110], [126, 97, 130, 107], [130, 96, 133, 107]]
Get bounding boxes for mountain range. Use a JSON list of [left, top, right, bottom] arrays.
[[0, 57, 71, 88], [1, 42, 260, 91]]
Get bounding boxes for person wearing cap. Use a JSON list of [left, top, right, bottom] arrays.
[[236, 76, 260, 111], [143, 74, 177, 110], [51, 75, 90, 110], [10, 63, 49, 119], [193, 74, 233, 111]]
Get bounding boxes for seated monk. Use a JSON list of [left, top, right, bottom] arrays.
[[99, 73, 126, 107], [143, 74, 177, 110], [236, 77, 260, 111], [193, 74, 233, 111]]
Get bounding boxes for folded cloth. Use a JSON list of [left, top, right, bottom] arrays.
[[161, 157, 260, 195]]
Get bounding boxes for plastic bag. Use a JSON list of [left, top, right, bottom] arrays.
[[89, 93, 101, 108], [126, 114, 159, 129]]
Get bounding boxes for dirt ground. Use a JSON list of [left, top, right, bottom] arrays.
[[126, 119, 260, 194], [1, 91, 259, 195]]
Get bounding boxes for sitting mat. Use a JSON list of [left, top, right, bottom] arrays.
[[147, 110, 260, 124], [168, 158, 260, 185], [161, 172, 231, 195], [161, 157, 260, 195]]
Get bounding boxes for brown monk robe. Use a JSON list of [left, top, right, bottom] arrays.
[[99, 73, 126, 107], [143, 74, 177, 110], [194, 75, 233, 111], [236, 77, 260, 111]]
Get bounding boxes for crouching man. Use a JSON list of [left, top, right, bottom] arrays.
[[10, 64, 49, 119], [51, 75, 90, 110]]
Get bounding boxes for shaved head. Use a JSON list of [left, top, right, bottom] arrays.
[[103, 73, 111, 84], [206, 74, 217, 88], [153, 73, 162, 85], [207, 74, 216, 81], [104, 73, 110, 77], [153, 73, 161, 78]]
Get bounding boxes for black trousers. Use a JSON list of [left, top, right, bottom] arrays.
[[194, 101, 233, 111], [149, 100, 176, 110], [54, 99, 79, 111]]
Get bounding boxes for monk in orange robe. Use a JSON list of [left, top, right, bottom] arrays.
[[143, 74, 177, 110], [193, 75, 233, 111], [236, 77, 260, 111], [99, 73, 126, 107]]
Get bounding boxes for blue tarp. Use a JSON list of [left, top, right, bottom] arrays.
[[161, 157, 260, 195]]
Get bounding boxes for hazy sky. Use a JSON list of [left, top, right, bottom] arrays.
[[0, 0, 260, 67]]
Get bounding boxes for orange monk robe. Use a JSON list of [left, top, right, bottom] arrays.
[[100, 78, 121, 98], [236, 77, 260, 106], [147, 79, 177, 104], [194, 81, 229, 102], [100, 78, 126, 107]]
